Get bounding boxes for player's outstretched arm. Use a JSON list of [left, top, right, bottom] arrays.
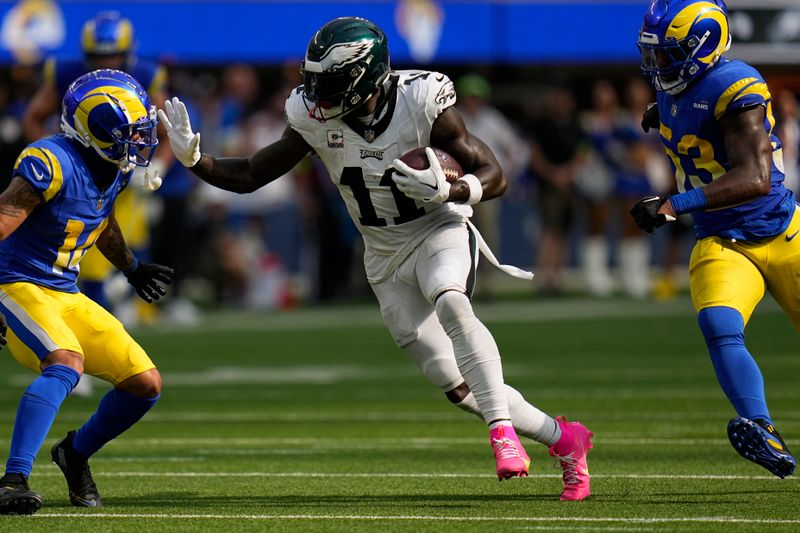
[[159, 97, 311, 194], [0, 177, 41, 240], [430, 106, 507, 203], [96, 210, 173, 303]]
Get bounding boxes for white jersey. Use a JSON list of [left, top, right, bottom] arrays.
[[285, 70, 471, 283]]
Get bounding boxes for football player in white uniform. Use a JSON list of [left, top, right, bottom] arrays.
[[160, 17, 592, 499]]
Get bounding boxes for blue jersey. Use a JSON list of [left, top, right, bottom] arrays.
[[45, 57, 166, 101], [0, 135, 130, 292], [656, 58, 794, 241]]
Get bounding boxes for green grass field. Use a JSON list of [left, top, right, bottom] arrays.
[[0, 296, 798, 531]]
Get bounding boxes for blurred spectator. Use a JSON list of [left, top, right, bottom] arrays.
[[150, 89, 201, 324], [577, 79, 619, 297], [613, 77, 666, 299], [524, 85, 584, 295], [775, 89, 799, 196], [0, 69, 30, 192], [196, 70, 302, 308], [456, 73, 529, 298]]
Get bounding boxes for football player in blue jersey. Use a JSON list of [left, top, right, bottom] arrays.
[[22, 11, 168, 316], [632, 0, 798, 478], [22, 11, 169, 399], [0, 69, 173, 514]]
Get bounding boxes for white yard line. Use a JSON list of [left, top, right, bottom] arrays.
[[26, 470, 798, 481], [27, 513, 800, 525], [3, 410, 798, 423], [11, 436, 795, 446]]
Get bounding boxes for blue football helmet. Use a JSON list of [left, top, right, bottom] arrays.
[[61, 69, 158, 172], [638, 0, 731, 95], [81, 11, 134, 57]]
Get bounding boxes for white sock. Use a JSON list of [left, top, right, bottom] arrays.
[[619, 238, 651, 299], [436, 291, 509, 424], [455, 388, 562, 446], [583, 236, 614, 297]]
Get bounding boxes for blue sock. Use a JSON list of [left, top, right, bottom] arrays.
[[81, 280, 109, 310], [6, 365, 80, 477], [73, 389, 159, 458], [698, 306, 771, 423]]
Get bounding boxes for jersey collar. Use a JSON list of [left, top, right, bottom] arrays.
[[343, 76, 398, 143]]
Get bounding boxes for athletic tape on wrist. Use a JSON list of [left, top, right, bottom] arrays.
[[458, 174, 483, 205], [669, 187, 707, 215]]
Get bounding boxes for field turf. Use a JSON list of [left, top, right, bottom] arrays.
[[0, 296, 797, 531]]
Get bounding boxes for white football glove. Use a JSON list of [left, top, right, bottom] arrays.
[[391, 147, 451, 203], [157, 97, 201, 168], [131, 158, 164, 192]]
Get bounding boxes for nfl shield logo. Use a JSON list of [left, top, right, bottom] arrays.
[[97, 197, 104, 210], [671, 104, 678, 117], [364, 129, 375, 143]]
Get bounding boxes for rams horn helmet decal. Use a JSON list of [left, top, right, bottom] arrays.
[[638, 0, 730, 95], [61, 69, 158, 172]]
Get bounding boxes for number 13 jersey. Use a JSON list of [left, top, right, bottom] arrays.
[[656, 58, 795, 241], [285, 70, 471, 283]]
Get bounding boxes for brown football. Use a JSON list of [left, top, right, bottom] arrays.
[[398, 147, 464, 183]]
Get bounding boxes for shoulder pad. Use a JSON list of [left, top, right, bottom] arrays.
[[13, 143, 65, 202], [711, 62, 770, 119]]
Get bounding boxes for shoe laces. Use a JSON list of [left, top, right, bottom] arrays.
[[553, 452, 580, 485], [492, 437, 523, 461]]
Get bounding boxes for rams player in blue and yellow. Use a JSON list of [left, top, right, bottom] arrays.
[[632, 0, 798, 478], [22, 10, 168, 313], [0, 70, 173, 514]]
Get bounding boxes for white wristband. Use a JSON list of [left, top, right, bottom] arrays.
[[457, 174, 483, 205]]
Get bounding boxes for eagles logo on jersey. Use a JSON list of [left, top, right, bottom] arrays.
[[286, 69, 461, 283]]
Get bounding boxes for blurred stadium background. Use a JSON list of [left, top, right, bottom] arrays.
[[0, 1, 799, 529], [1, 0, 799, 316]]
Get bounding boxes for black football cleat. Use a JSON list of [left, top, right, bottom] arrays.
[[51, 431, 103, 507], [0, 473, 43, 515], [727, 417, 797, 478]]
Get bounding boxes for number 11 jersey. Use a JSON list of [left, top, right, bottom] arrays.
[[285, 70, 471, 283]]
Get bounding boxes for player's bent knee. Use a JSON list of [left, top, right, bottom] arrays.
[[445, 382, 470, 403], [698, 306, 745, 347], [117, 368, 162, 398], [434, 290, 474, 327], [41, 349, 84, 375]]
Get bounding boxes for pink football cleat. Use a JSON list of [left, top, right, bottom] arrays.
[[548, 416, 593, 500], [490, 424, 530, 480]]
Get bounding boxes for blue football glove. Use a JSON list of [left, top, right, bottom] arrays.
[[125, 262, 174, 303]]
